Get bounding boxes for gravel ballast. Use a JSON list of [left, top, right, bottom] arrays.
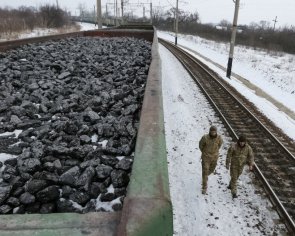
[[0, 36, 151, 214]]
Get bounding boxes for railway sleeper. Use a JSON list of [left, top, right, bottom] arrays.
[[256, 152, 290, 160], [259, 171, 286, 182], [266, 177, 293, 189], [272, 188, 295, 198], [224, 119, 254, 126]]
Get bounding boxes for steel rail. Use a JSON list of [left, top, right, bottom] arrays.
[[159, 38, 295, 234]]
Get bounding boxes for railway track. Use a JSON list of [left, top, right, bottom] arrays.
[[159, 38, 295, 234]]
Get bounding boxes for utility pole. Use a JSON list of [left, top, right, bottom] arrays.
[[96, 0, 102, 29], [150, 2, 153, 24], [226, 0, 240, 78], [56, 0, 59, 9], [94, 5, 96, 25], [121, 0, 124, 21], [115, 0, 118, 26], [114, 0, 116, 18], [113, 0, 116, 26], [173, 11, 176, 35], [175, 0, 179, 45], [273, 16, 278, 31], [143, 6, 145, 18]]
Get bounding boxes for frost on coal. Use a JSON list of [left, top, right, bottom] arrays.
[[0, 36, 151, 214]]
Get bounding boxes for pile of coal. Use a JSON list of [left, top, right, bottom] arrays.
[[0, 36, 151, 214]]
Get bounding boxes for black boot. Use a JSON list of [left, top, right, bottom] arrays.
[[232, 193, 238, 198]]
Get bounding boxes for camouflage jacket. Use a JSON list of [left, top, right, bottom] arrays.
[[199, 134, 223, 158], [226, 143, 254, 168]]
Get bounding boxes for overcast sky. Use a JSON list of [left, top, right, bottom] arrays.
[[1, 0, 294, 27]]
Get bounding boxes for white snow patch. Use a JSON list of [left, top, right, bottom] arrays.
[[116, 156, 125, 161], [51, 115, 58, 120], [95, 195, 121, 212], [58, 189, 63, 198], [98, 140, 108, 149], [18, 28, 58, 39], [13, 207, 20, 214], [33, 103, 40, 108], [110, 197, 121, 205], [0, 153, 18, 163], [9, 141, 22, 147], [0, 129, 22, 138], [69, 200, 84, 211], [77, 22, 98, 31], [107, 184, 115, 194], [91, 134, 98, 143]]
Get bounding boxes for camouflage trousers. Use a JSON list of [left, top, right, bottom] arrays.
[[201, 155, 218, 190], [229, 164, 244, 195]]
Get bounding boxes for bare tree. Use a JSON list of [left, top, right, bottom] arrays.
[[0, 5, 71, 38]]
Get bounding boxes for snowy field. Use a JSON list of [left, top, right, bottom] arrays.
[[77, 22, 101, 31], [0, 22, 99, 41], [158, 31, 295, 141], [160, 45, 287, 235], [0, 26, 77, 42]]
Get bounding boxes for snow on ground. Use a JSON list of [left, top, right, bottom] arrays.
[[0, 22, 102, 41], [77, 22, 100, 31], [98, 140, 108, 149], [0, 153, 17, 165], [0, 129, 22, 138], [160, 44, 286, 235], [0, 28, 51, 41], [91, 134, 98, 142], [16, 28, 60, 39], [0, 26, 76, 42], [158, 31, 295, 105], [158, 31, 295, 141]]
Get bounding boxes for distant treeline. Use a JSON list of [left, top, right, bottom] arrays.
[[152, 8, 295, 54], [0, 5, 72, 35]]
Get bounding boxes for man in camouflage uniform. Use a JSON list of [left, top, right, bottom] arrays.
[[226, 135, 254, 198], [199, 126, 223, 194]]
